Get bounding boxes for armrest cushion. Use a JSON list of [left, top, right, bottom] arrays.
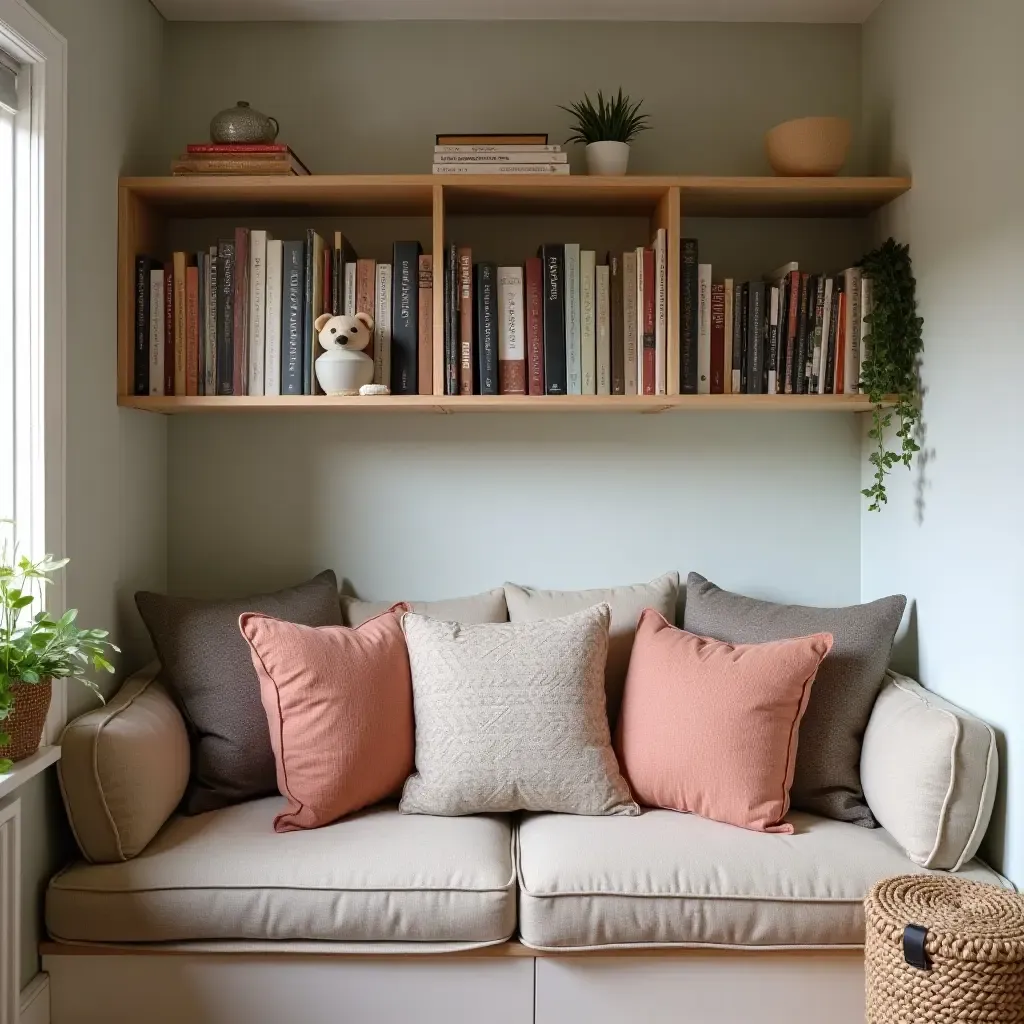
[[59, 665, 190, 863], [861, 672, 997, 870]]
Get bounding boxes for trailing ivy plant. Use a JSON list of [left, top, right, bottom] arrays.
[[858, 238, 924, 511]]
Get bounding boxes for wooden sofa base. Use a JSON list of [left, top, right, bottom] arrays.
[[42, 943, 865, 1024]]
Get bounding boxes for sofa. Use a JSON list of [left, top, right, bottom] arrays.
[[42, 579, 1011, 1024]]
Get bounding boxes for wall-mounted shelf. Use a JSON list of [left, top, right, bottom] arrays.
[[118, 394, 892, 415]]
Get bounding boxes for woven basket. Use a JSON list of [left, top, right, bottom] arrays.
[[0, 679, 52, 762], [866, 875, 1024, 1024]]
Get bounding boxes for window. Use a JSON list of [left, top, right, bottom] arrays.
[[0, 51, 17, 536]]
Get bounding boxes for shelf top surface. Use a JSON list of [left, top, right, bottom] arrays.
[[120, 174, 911, 218]]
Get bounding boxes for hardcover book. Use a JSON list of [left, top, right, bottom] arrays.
[[564, 243, 581, 395], [374, 263, 393, 389], [134, 255, 155, 396], [185, 264, 200, 396], [580, 250, 596, 395], [795, 274, 814, 394], [458, 247, 473, 394], [843, 267, 863, 394], [539, 244, 566, 395], [680, 239, 699, 394], [641, 248, 655, 396], [710, 281, 726, 394], [418, 254, 433, 396], [767, 285, 780, 396], [525, 257, 544, 396], [173, 251, 187, 397], [696, 263, 712, 395], [205, 247, 218, 397], [622, 250, 638, 395], [344, 262, 357, 318], [264, 240, 283, 397], [722, 279, 734, 395], [280, 240, 304, 396], [232, 228, 250, 396], [391, 241, 422, 395], [810, 275, 829, 394], [731, 278, 743, 395], [332, 232, 357, 315], [435, 133, 548, 146], [609, 254, 624, 395], [163, 260, 175, 396], [248, 229, 268, 397], [595, 263, 611, 396], [431, 163, 569, 175], [356, 258, 376, 364], [746, 282, 765, 395], [823, 275, 841, 395], [784, 271, 800, 394], [216, 242, 235, 396], [497, 265, 526, 395], [475, 262, 498, 395], [148, 266, 164, 397], [304, 230, 325, 395], [445, 244, 458, 395], [654, 229, 667, 395]]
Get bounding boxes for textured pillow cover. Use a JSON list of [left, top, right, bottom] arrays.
[[400, 605, 638, 817], [240, 610, 414, 832], [341, 588, 508, 627], [503, 572, 679, 727], [682, 572, 906, 827], [135, 571, 343, 814], [616, 610, 832, 833]]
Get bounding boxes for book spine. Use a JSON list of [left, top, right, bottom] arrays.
[[281, 241, 304, 396], [344, 262, 357, 318], [540, 244, 566, 395], [807, 275, 823, 392], [696, 263, 712, 395], [445, 244, 459, 395], [641, 248, 655, 396], [497, 265, 525, 394], [563, 243, 581, 395], [161, 261, 173, 396], [434, 144, 562, 153], [332, 232, 342, 315], [767, 285, 780, 396], [595, 263, 610, 396], [654, 229, 667, 395], [248, 230, 267, 396], [722, 279, 733, 395], [784, 271, 799, 394], [579, 250, 596, 395], [433, 152, 568, 164], [739, 283, 749, 393], [356, 258, 376, 365], [747, 282, 765, 395], [197, 254, 207, 395], [391, 241, 420, 395], [618, 251, 634, 395], [680, 239, 699, 394], [475, 262, 498, 395], [204, 249, 217, 396], [859, 276, 873, 389], [148, 268, 163, 396], [213, 245, 230, 394], [458, 247, 473, 394], [431, 163, 569, 175], [264, 240, 283, 397], [794, 274, 812, 394], [374, 263, 392, 389], [525, 256, 544, 396], [187, 144, 289, 153], [134, 256, 152, 396], [834, 286, 847, 395], [172, 252, 186, 396], [731, 278, 743, 395], [185, 265, 200, 396], [843, 267, 863, 394], [418, 254, 433, 396], [231, 229, 249, 395], [710, 281, 726, 394], [824, 275, 840, 395]]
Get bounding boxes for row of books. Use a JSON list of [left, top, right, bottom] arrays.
[[133, 232, 433, 397], [680, 243, 872, 395], [431, 133, 570, 176], [440, 234, 670, 396]]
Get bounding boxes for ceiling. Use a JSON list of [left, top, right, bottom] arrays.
[[152, 0, 884, 23]]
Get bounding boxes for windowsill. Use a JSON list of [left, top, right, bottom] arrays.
[[0, 745, 61, 800]]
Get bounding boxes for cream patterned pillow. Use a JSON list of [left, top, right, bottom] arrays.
[[400, 605, 638, 817]]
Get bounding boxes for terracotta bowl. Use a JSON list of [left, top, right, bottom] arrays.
[[765, 116, 852, 176]]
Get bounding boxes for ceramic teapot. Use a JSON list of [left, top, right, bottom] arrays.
[[209, 101, 279, 145]]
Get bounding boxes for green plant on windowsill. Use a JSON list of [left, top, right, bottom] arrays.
[[0, 523, 116, 772], [858, 238, 924, 511]]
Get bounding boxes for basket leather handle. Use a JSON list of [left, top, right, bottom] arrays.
[[903, 924, 932, 970]]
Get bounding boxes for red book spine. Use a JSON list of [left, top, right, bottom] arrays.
[[163, 261, 175, 395], [232, 228, 249, 395], [710, 281, 726, 394], [185, 266, 200, 396], [525, 257, 544, 396], [784, 270, 800, 394], [641, 248, 655, 396], [187, 144, 289, 154]]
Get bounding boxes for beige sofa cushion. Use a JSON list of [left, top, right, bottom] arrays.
[[861, 673, 998, 870], [341, 588, 508, 627], [59, 666, 190, 863], [48, 798, 516, 948], [515, 810, 1010, 951]]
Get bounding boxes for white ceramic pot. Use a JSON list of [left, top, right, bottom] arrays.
[[585, 141, 630, 176]]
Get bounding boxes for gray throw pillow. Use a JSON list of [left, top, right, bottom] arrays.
[[341, 588, 508, 627], [135, 571, 342, 815], [682, 572, 906, 827], [400, 605, 638, 817]]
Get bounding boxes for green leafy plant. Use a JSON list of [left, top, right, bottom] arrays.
[[1, 524, 116, 771], [560, 88, 651, 145], [858, 238, 924, 511]]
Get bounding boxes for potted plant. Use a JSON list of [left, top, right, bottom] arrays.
[[0, 526, 116, 772], [560, 88, 650, 176]]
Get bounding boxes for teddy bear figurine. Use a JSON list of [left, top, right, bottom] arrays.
[[313, 312, 376, 396]]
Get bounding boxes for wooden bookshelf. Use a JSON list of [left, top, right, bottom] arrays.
[[117, 174, 911, 412]]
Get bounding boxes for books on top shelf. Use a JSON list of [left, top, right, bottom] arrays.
[[171, 144, 310, 176], [431, 132, 569, 175], [132, 233, 432, 398]]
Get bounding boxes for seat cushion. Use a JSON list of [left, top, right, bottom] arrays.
[[516, 810, 1010, 951], [48, 798, 516, 948]]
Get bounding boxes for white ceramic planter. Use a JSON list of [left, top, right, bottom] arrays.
[[585, 141, 630, 176]]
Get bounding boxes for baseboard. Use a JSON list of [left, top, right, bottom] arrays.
[[20, 973, 50, 1024]]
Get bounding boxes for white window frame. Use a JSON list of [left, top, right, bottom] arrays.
[[0, 0, 67, 742]]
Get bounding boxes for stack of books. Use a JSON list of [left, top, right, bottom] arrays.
[[171, 144, 310, 176], [440, 233, 669, 395], [432, 134, 569, 176], [678, 242, 872, 396], [132, 234, 434, 398]]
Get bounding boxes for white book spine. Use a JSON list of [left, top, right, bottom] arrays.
[[434, 144, 562, 153], [859, 276, 873, 390], [497, 266, 525, 394], [580, 250, 596, 395], [374, 264, 392, 387], [564, 244, 581, 395], [623, 250, 638, 395], [264, 240, 283, 396], [723, 279, 734, 395], [595, 264, 611, 396], [654, 229, 667, 395], [149, 269, 164, 396], [205, 247, 217, 397], [842, 268, 863, 394], [433, 152, 567, 164], [816, 277, 834, 394], [431, 163, 569, 175], [344, 262, 357, 318], [697, 264, 712, 394], [768, 285, 780, 396], [247, 230, 268, 396]]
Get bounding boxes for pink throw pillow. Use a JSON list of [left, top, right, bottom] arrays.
[[239, 609, 414, 832], [616, 609, 833, 833]]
